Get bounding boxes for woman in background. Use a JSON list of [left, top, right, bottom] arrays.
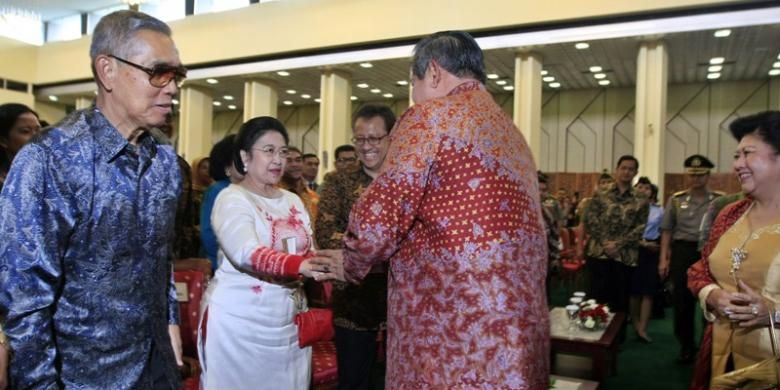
[[191, 156, 213, 221], [0, 103, 41, 191], [200, 134, 243, 270], [631, 177, 663, 343], [198, 117, 331, 389]]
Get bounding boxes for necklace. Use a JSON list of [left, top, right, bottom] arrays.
[[729, 203, 755, 284]]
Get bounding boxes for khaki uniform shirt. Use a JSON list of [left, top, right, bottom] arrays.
[[661, 190, 721, 242]]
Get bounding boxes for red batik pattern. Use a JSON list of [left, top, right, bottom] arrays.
[[249, 205, 311, 278], [344, 81, 549, 389]]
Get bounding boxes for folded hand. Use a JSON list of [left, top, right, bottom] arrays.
[[308, 249, 346, 282]]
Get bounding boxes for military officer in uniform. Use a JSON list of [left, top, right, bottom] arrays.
[[658, 154, 722, 363]]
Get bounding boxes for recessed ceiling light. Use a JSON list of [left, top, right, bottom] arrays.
[[383, 93, 394, 98], [713, 29, 731, 38], [283, 100, 293, 105], [223, 95, 234, 100], [370, 88, 381, 93], [707, 65, 722, 73], [172, 99, 179, 105], [709, 57, 725, 65], [359, 62, 373, 68], [575, 42, 590, 50], [314, 98, 321, 103], [549, 82, 561, 88], [396, 80, 409, 86], [350, 96, 358, 101], [206, 78, 219, 84], [707, 72, 721, 80], [286, 89, 296, 94], [589, 66, 603, 73], [495, 80, 507, 85], [773, 61, 780, 68], [503, 86, 514, 91], [598, 80, 611, 86], [228, 104, 237, 110], [541, 70, 548, 76], [487, 74, 499, 79], [212, 101, 222, 106], [301, 94, 311, 99], [357, 83, 369, 88], [542, 76, 555, 82], [276, 71, 290, 76], [48, 95, 58, 102], [769, 69, 780, 76], [594, 73, 606, 79]]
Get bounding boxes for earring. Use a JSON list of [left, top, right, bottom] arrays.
[[242, 165, 248, 173]]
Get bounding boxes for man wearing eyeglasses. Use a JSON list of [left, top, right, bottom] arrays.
[[0, 11, 185, 389], [315, 104, 396, 389], [333, 144, 359, 172]]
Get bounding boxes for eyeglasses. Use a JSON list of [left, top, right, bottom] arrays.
[[336, 157, 357, 163], [253, 146, 289, 159], [109, 55, 187, 88], [351, 135, 388, 146]]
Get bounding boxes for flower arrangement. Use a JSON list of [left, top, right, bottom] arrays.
[[577, 300, 610, 330]]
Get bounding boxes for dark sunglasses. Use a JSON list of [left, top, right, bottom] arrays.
[[109, 55, 187, 88]]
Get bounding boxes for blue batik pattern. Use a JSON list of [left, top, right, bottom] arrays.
[[0, 108, 182, 389]]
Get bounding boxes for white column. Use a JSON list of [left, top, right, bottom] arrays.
[[177, 85, 213, 162], [513, 52, 543, 164], [75, 97, 93, 110], [317, 70, 352, 178], [634, 41, 668, 195], [243, 79, 278, 121]]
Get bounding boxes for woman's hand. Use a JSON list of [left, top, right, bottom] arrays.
[[707, 281, 772, 327], [299, 252, 344, 281], [301, 250, 345, 282]]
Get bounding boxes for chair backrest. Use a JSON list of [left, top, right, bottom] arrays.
[[174, 269, 209, 358]]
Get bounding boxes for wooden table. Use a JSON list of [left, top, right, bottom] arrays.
[[549, 307, 625, 382]]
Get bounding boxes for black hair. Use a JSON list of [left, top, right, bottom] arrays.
[[729, 111, 780, 155], [208, 134, 236, 181], [353, 104, 396, 133], [302, 153, 318, 161], [616, 155, 639, 171], [411, 31, 487, 84], [599, 169, 612, 181], [0, 103, 38, 142], [334, 144, 356, 159], [233, 116, 289, 174], [537, 170, 548, 184]]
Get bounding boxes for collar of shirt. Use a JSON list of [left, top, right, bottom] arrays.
[[91, 108, 158, 163], [447, 80, 484, 96]]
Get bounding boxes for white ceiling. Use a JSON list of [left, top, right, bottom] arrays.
[[1, 0, 122, 21], [13, 2, 780, 111]]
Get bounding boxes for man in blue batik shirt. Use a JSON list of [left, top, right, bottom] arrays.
[[0, 10, 187, 389]]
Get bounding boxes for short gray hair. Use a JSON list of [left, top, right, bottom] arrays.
[[90, 10, 171, 73], [411, 31, 486, 84]]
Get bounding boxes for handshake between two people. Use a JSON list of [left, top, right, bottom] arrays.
[[299, 249, 346, 282]]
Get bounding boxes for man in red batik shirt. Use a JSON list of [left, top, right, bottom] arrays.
[[314, 30, 549, 389]]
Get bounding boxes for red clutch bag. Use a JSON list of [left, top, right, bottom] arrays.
[[294, 308, 334, 348]]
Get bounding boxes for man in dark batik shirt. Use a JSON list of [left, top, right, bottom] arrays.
[[583, 155, 648, 316], [315, 104, 395, 390]]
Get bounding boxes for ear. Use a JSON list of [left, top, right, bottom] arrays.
[[239, 149, 250, 168], [94, 55, 117, 92], [427, 60, 442, 88]]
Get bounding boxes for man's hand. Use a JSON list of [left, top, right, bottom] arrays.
[[658, 259, 670, 279], [308, 250, 346, 282], [0, 343, 8, 390], [168, 324, 183, 367]]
